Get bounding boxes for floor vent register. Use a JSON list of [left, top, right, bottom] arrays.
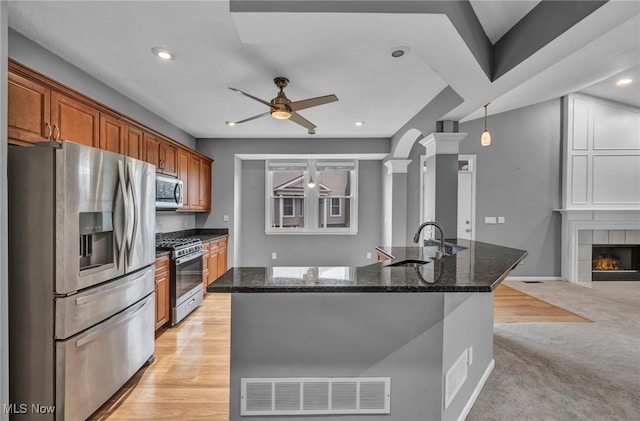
[[240, 377, 391, 416]]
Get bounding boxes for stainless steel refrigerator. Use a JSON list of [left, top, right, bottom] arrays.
[[8, 141, 156, 420]]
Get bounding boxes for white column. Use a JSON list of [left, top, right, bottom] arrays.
[[383, 160, 411, 246]]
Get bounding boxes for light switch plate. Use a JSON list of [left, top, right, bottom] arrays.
[[498, 216, 505, 224], [223, 214, 229, 222], [271, 252, 277, 260], [484, 217, 497, 224]]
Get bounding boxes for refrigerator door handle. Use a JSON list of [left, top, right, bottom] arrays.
[[75, 295, 149, 348], [114, 160, 128, 269], [125, 162, 139, 266]]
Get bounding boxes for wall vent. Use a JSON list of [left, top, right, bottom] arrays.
[[241, 377, 390, 416], [444, 349, 468, 409]]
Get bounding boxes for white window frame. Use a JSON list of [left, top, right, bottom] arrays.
[[266, 159, 358, 235]]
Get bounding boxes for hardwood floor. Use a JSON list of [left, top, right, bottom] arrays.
[[90, 285, 588, 420], [494, 284, 590, 323], [89, 293, 231, 421]]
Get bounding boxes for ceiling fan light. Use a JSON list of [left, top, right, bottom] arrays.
[[616, 78, 632, 87], [271, 109, 291, 120], [481, 130, 491, 146]]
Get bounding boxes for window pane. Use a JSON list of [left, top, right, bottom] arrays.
[[317, 168, 351, 197], [318, 197, 350, 228], [271, 169, 306, 229], [272, 197, 305, 228]]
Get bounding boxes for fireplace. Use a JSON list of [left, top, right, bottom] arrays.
[[592, 244, 640, 281]]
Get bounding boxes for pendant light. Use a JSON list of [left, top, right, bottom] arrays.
[[481, 103, 491, 146], [308, 155, 316, 188]]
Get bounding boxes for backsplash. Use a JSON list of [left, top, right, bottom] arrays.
[[155, 212, 196, 233]]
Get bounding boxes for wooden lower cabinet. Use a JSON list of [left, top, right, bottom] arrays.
[[154, 255, 170, 330], [202, 242, 210, 297], [205, 237, 228, 286]]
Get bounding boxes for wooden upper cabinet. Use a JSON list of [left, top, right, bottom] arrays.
[[50, 91, 100, 147], [200, 159, 211, 211], [99, 114, 124, 154], [177, 148, 190, 208], [144, 132, 177, 177], [144, 132, 161, 168], [161, 141, 177, 177], [8, 72, 50, 144], [7, 62, 214, 212], [124, 124, 144, 160], [189, 154, 201, 210]]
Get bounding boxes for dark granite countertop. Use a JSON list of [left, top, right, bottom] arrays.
[[155, 228, 228, 244], [207, 239, 527, 293]]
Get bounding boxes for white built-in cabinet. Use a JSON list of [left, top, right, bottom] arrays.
[[563, 94, 640, 209]]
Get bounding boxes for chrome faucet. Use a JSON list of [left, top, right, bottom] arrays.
[[413, 221, 445, 259]]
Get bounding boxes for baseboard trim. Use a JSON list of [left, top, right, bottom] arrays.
[[457, 359, 495, 421], [506, 276, 565, 281]]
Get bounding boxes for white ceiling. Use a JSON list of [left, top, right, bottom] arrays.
[[6, 1, 640, 139]]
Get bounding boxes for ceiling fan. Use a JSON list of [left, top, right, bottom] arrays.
[[228, 77, 338, 134]]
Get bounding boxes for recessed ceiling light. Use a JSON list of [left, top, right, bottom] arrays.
[[389, 46, 410, 58], [225, 121, 236, 126], [616, 78, 633, 87], [355, 121, 365, 126], [151, 47, 173, 60]]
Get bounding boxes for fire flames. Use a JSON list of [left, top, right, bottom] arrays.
[[593, 257, 621, 271]]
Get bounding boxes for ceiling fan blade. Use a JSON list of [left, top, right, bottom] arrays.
[[233, 111, 270, 124], [289, 112, 316, 131], [229, 87, 272, 108], [289, 94, 338, 112]]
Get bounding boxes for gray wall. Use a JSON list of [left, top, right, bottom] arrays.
[[239, 159, 382, 266], [8, 29, 196, 149], [459, 99, 563, 277], [195, 137, 389, 267], [1, 3, 9, 418]]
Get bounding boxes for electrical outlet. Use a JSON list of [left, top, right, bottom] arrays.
[[271, 252, 277, 260], [498, 216, 505, 224], [484, 216, 497, 224], [223, 214, 229, 222], [366, 252, 372, 259]]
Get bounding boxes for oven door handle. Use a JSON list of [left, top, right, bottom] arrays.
[[175, 250, 203, 265]]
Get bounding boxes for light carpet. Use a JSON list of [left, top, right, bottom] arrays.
[[467, 281, 640, 421]]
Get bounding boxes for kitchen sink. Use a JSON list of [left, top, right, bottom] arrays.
[[423, 240, 467, 258], [384, 259, 431, 267]]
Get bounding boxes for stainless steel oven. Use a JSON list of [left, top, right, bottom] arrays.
[[156, 238, 204, 325]]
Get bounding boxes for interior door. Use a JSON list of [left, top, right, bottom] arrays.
[[457, 155, 476, 241]]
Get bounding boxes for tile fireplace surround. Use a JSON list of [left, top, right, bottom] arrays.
[[577, 229, 640, 282], [559, 210, 640, 283]]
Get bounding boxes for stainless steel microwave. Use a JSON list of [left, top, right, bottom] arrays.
[[156, 174, 183, 209]]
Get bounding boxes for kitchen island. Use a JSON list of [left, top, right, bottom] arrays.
[[208, 240, 526, 421]]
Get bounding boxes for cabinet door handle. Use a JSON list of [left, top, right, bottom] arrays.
[[52, 124, 60, 141], [44, 122, 52, 139]]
